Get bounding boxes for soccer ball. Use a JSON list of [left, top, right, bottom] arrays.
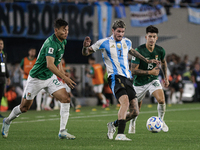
[[146, 116, 163, 133]]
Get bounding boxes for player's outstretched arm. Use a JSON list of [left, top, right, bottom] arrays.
[[82, 36, 94, 56], [129, 48, 150, 64]]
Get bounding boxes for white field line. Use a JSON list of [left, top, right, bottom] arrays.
[[0, 107, 199, 125]]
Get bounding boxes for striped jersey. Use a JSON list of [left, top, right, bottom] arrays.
[[91, 35, 132, 79]]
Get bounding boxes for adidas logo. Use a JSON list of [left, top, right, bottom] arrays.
[[111, 45, 115, 48]]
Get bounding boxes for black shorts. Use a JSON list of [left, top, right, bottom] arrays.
[[108, 75, 137, 101]]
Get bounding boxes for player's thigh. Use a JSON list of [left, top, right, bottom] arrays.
[[149, 80, 164, 103], [152, 89, 165, 103], [46, 74, 66, 96]]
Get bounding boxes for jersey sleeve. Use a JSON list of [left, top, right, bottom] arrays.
[[20, 58, 24, 70], [131, 48, 140, 64], [91, 39, 105, 52], [45, 43, 57, 58], [125, 38, 132, 50], [160, 48, 166, 61]]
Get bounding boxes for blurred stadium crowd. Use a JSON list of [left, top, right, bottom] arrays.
[[1, 0, 200, 8]]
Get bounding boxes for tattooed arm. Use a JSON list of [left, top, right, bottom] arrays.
[[129, 48, 159, 64], [82, 36, 94, 56], [131, 63, 160, 76], [82, 47, 94, 56], [129, 48, 149, 63], [161, 58, 169, 87]]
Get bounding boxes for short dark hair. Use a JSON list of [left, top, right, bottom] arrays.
[[54, 18, 68, 29], [146, 25, 158, 34], [29, 47, 36, 51], [112, 20, 126, 30], [88, 56, 95, 61]]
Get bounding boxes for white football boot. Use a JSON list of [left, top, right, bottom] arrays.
[[1, 118, 11, 138], [58, 129, 75, 139], [162, 121, 169, 132], [115, 134, 131, 141], [107, 122, 116, 140]]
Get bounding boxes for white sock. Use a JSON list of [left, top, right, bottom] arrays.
[[157, 103, 166, 120], [60, 103, 70, 131], [101, 94, 107, 104], [129, 116, 138, 127], [36, 91, 42, 109], [6, 105, 22, 124], [46, 97, 52, 107]]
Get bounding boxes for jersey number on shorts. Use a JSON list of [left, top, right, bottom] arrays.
[[53, 79, 61, 85], [152, 81, 159, 87]]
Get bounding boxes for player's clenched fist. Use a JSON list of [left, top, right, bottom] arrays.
[[83, 36, 91, 47]]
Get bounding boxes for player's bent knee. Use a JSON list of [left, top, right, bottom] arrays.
[[59, 95, 71, 103], [158, 99, 165, 104], [20, 106, 30, 113]]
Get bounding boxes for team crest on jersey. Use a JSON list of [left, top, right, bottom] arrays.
[[155, 55, 158, 60], [48, 47, 54, 54], [27, 93, 31, 97], [111, 45, 115, 48], [123, 44, 127, 49], [117, 43, 121, 49]]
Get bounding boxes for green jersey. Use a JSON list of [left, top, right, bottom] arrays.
[[131, 44, 165, 86], [29, 34, 67, 80]]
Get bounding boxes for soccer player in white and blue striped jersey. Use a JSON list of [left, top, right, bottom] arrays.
[[82, 20, 159, 141]]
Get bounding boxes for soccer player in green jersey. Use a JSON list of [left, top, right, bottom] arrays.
[[128, 25, 170, 133], [1, 19, 76, 139]]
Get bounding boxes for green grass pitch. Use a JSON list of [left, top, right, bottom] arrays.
[[0, 103, 200, 150]]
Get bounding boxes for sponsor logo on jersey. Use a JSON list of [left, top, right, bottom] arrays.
[[48, 47, 54, 54], [155, 55, 158, 60], [117, 43, 121, 48]]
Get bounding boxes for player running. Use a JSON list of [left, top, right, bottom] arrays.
[[82, 20, 159, 141], [128, 25, 169, 134], [1, 18, 76, 139]]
